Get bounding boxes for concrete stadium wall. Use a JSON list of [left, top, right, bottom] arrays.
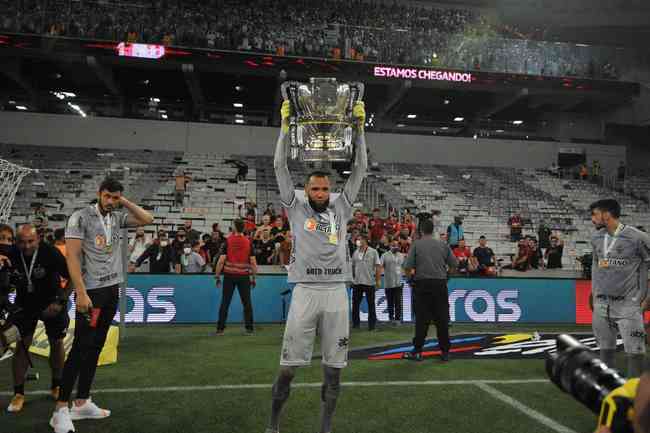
[[0, 112, 625, 171]]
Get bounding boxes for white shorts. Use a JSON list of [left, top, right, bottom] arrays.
[[592, 308, 646, 354], [280, 283, 350, 368]]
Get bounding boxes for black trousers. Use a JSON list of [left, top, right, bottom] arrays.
[[385, 285, 403, 321], [217, 275, 254, 331], [59, 285, 119, 402], [352, 285, 376, 330], [412, 279, 450, 354]]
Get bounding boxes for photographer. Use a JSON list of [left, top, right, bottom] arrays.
[[4, 224, 72, 413]]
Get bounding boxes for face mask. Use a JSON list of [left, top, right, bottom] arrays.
[[183, 247, 191, 255], [391, 247, 399, 253], [160, 241, 168, 247], [355, 240, 361, 247]]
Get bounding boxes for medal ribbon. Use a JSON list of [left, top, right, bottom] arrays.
[[95, 203, 113, 247], [20, 248, 39, 292], [603, 223, 625, 259]]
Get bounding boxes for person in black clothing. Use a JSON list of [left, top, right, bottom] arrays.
[[472, 236, 496, 276], [204, 230, 224, 269], [135, 230, 175, 273], [545, 236, 564, 269], [171, 228, 187, 273], [255, 230, 276, 265], [527, 237, 544, 269], [3, 224, 72, 412], [402, 219, 457, 362], [537, 221, 551, 252]]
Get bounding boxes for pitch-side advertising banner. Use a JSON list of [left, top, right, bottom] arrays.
[[81, 275, 581, 324]]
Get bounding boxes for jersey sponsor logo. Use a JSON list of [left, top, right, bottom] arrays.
[[602, 257, 630, 267], [98, 272, 119, 283], [95, 235, 107, 248], [304, 218, 317, 232], [306, 267, 342, 276], [347, 333, 624, 360], [303, 217, 338, 234]]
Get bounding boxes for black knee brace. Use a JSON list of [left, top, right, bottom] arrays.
[[272, 367, 295, 401], [321, 366, 341, 402]]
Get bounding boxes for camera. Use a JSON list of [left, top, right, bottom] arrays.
[[546, 334, 636, 433], [577, 253, 593, 280]]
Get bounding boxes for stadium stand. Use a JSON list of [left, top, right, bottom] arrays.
[[0, 0, 629, 79], [1, 144, 262, 237], [3, 143, 648, 272]]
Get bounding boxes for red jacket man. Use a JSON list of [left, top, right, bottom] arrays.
[[214, 219, 258, 335]]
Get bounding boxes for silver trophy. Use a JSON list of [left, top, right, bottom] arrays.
[[281, 78, 364, 162]]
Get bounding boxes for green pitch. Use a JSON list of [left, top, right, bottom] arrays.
[[1, 323, 602, 433]]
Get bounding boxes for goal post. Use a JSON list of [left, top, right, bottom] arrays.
[[0, 159, 33, 224]]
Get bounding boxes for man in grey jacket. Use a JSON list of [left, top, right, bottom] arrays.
[[403, 219, 457, 362]]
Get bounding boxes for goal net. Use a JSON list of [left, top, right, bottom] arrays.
[[0, 159, 32, 224]]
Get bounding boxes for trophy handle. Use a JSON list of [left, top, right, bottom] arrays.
[[280, 81, 300, 118], [347, 82, 365, 117]]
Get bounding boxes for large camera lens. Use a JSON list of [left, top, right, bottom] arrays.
[[546, 334, 626, 414]]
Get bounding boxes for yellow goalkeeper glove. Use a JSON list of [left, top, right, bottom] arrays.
[[353, 101, 366, 126], [281, 100, 291, 133]]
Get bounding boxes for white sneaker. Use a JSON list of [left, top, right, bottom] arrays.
[[50, 407, 76, 433], [70, 398, 111, 420]]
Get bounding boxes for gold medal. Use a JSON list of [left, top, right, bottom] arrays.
[[329, 234, 338, 245], [598, 259, 609, 268], [106, 244, 113, 254]]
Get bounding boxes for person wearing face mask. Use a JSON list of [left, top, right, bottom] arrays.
[[135, 230, 175, 273], [589, 199, 650, 378], [266, 99, 367, 433], [381, 239, 405, 325], [128, 227, 149, 273], [4, 224, 72, 414], [180, 241, 206, 273], [352, 234, 382, 331]]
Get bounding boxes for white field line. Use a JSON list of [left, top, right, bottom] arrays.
[[0, 378, 549, 396], [476, 382, 577, 433]]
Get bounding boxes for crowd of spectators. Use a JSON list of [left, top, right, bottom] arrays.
[[0, 0, 476, 66], [0, 0, 628, 79], [27, 197, 565, 275]]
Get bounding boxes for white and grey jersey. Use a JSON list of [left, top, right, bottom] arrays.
[[381, 251, 405, 288], [352, 246, 381, 286], [284, 195, 353, 284], [591, 225, 650, 312], [65, 205, 128, 290], [274, 129, 367, 286]]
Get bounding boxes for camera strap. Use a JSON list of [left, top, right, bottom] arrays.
[[20, 248, 39, 293]]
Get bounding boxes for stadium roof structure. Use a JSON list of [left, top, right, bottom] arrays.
[[0, 33, 640, 141]]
